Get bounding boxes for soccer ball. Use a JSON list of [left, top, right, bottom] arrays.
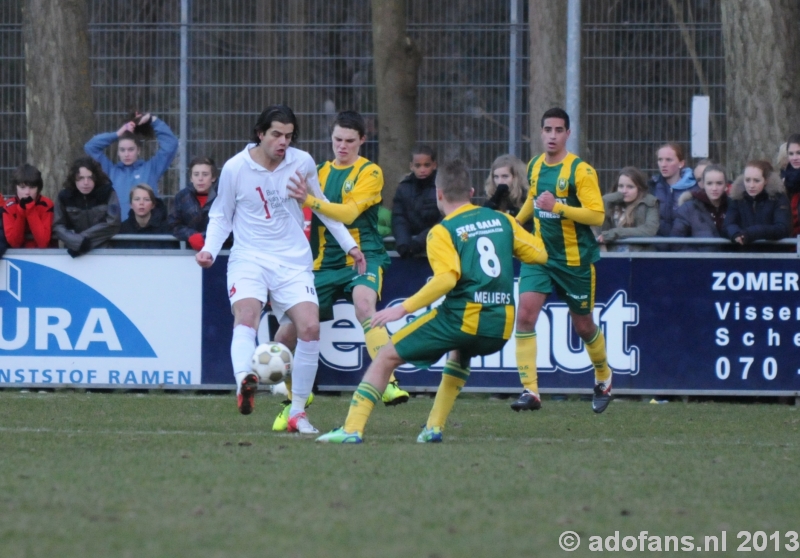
[[251, 342, 293, 385]]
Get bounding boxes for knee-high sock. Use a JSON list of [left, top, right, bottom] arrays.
[[284, 375, 293, 401], [231, 324, 257, 393], [427, 359, 469, 429], [585, 328, 611, 384], [290, 339, 319, 417], [344, 381, 381, 434], [362, 319, 397, 384], [515, 331, 538, 393]]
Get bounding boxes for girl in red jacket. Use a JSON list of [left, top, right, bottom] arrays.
[[1, 164, 54, 248]]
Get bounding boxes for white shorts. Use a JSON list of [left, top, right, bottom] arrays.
[[226, 258, 318, 324]]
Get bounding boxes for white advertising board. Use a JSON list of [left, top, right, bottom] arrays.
[[0, 254, 202, 387]]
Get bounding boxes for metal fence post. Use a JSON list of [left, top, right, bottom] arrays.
[[508, 0, 520, 157], [566, 0, 581, 155], [179, 0, 189, 191]]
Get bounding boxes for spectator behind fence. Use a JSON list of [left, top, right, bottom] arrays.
[[723, 160, 792, 251], [779, 134, 800, 235], [1, 164, 55, 250], [671, 164, 729, 251], [648, 142, 698, 238], [483, 154, 528, 219], [84, 111, 178, 217], [53, 156, 121, 257], [0, 195, 6, 258], [117, 184, 170, 248], [169, 156, 219, 251], [595, 166, 659, 252], [391, 144, 441, 258], [693, 158, 713, 184]]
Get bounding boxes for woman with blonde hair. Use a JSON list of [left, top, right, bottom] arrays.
[[483, 154, 528, 217], [596, 166, 659, 251]]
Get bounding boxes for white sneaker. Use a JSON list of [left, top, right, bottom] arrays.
[[287, 412, 319, 434]]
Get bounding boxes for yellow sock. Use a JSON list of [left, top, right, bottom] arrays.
[[427, 359, 469, 429], [344, 381, 381, 434], [585, 328, 612, 383], [515, 332, 538, 393], [284, 376, 292, 401], [362, 319, 397, 384]]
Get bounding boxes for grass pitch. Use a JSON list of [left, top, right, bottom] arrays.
[[0, 391, 798, 557]]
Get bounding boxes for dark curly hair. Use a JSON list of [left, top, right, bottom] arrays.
[[63, 156, 112, 192], [250, 105, 298, 145]]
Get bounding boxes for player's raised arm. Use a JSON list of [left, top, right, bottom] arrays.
[[501, 213, 548, 265], [371, 224, 459, 329], [299, 161, 359, 257], [549, 163, 605, 227]]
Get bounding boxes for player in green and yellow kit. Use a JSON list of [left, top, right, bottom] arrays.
[[273, 111, 409, 430], [316, 159, 548, 444], [511, 107, 613, 414]]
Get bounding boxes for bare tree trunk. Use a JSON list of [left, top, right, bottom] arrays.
[[23, 0, 94, 198], [528, 0, 567, 154], [371, 0, 421, 209], [722, 0, 800, 173]]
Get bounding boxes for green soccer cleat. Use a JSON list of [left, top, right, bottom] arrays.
[[272, 393, 315, 431], [417, 426, 443, 443], [382, 380, 409, 407], [315, 427, 363, 444]]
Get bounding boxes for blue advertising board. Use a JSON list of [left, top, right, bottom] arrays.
[[3, 250, 798, 396], [309, 254, 800, 395]]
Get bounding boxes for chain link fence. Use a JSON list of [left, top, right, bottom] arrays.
[[0, 0, 723, 198]]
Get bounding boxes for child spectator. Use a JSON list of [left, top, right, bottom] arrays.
[[483, 154, 528, 218], [596, 166, 659, 251], [84, 111, 178, 217], [671, 164, 729, 251], [53, 156, 121, 257], [168, 156, 219, 251], [648, 142, 698, 237], [724, 160, 792, 250], [117, 184, 170, 248], [391, 145, 441, 258], [780, 134, 800, 235], [1, 164, 55, 249]]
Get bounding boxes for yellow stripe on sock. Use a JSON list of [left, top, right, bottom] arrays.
[[427, 372, 467, 430], [344, 381, 380, 434], [515, 331, 538, 393], [585, 327, 611, 383]]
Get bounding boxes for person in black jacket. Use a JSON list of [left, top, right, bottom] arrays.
[[391, 145, 441, 258], [53, 156, 121, 257], [671, 164, 729, 251], [118, 183, 171, 248], [168, 156, 219, 250], [724, 160, 792, 250], [780, 134, 800, 235]]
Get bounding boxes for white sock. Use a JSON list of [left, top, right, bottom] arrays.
[[290, 339, 319, 417], [231, 324, 256, 394]]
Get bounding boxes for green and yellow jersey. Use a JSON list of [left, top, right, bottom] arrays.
[[307, 156, 390, 271], [516, 153, 603, 267], [402, 204, 547, 340]]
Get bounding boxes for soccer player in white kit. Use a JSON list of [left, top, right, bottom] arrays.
[[196, 105, 365, 434]]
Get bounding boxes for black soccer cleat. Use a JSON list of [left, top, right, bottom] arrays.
[[592, 380, 612, 414], [510, 389, 542, 412]]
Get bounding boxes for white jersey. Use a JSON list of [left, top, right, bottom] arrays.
[[203, 144, 357, 269]]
